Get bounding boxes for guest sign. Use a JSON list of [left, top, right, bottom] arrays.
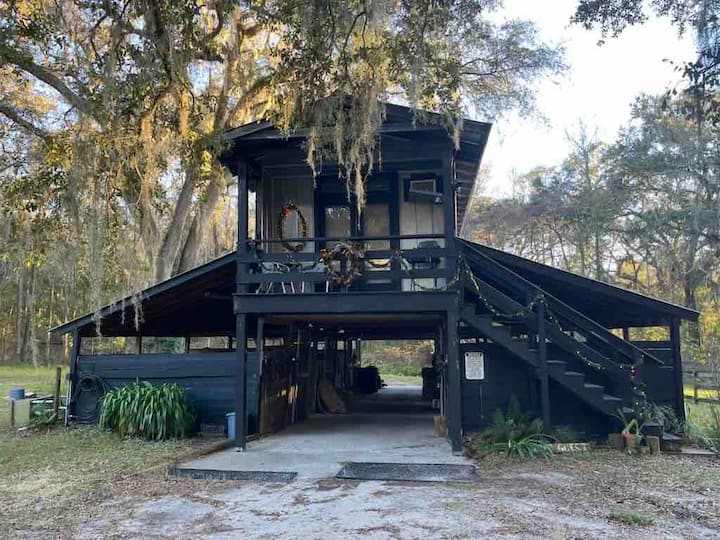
[[464, 352, 485, 380]]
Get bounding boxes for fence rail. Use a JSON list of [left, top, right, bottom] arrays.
[[684, 370, 720, 404]]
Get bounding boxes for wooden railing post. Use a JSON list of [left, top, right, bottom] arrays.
[[536, 302, 551, 427]]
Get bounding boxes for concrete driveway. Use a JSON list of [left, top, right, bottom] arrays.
[[177, 411, 470, 481], [176, 385, 470, 481]]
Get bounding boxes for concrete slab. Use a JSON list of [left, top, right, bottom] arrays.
[[177, 411, 471, 481]]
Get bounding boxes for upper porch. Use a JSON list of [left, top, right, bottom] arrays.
[[221, 104, 492, 305]]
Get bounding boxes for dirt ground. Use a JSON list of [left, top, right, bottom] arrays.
[[7, 450, 717, 540]]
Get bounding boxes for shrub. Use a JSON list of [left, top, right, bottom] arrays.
[[29, 406, 58, 429], [100, 381, 195, 440], [466, 395, 554, 459], [493, 434, 555, 459]]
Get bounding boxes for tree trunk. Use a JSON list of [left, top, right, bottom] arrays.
[[155, 171, 196, 281], [177, 172, 228, 273]]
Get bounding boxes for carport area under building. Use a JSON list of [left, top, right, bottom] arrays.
[[54, 254, 461, 474], [175, 385, 473, 482]]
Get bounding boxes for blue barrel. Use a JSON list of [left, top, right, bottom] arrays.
[[9, 388, 25, 400], [226, 412, 235, 440]]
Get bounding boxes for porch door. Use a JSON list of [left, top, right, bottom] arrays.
[[316, 173, 399, 290]]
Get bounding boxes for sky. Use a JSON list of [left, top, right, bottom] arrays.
[[481, 0, 696, 198]]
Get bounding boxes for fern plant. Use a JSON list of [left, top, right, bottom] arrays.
[[466, 395, 555, 459], [100, 381, 195, 440]]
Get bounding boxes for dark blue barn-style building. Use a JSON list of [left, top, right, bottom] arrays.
[[54, 103, 697, 452]]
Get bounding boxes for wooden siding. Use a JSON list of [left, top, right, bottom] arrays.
[[76, 352, 260, 431]]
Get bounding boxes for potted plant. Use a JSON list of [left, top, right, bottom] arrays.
[[612, 409, 644, 453], [621, 418, 643, 453]]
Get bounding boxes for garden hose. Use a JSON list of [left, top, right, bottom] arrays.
[[71, 372, 110, 423]]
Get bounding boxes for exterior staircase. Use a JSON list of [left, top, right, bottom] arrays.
[[457, 239, 665, 420]]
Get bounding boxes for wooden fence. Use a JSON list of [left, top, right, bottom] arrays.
[[684, 370, 720, 404]]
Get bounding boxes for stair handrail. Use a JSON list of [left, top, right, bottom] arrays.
[[458, 239, 663, 367]]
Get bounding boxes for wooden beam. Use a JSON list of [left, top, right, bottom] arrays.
[[234, 291, 457, 315], [67, 330, 81, 424], [446, 303, 463, 452], [239, 123, 446, 141], [670, 317, 685, 421], [234, 314, 247, 450], [536, 301, 551, 427], [235, 158, 249, 450]]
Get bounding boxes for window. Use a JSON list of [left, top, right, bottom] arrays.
[[80, 337, 138, 355], [141, 337, 185, 354], [404, 175, 443, 204], [189, 337, 229, 352]]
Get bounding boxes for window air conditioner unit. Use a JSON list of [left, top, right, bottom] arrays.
[[405, 176, 443, 204]]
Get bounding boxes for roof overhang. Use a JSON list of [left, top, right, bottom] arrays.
[[459, 239, 699, 327]]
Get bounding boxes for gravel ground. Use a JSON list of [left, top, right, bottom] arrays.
[[41, 450, 720, 540]]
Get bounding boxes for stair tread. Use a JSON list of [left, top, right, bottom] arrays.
[[602, 395, 622, 401], [564, 371, 584, 377], [583, 383, 604, 389]]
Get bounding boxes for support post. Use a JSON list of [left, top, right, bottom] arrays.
[[66, 330, 81, 425], [536, 302, 551, 427], [670, 317, 685, 421], [441, 147, 457, 278], [53, 366, 62, 421], [235, 158, 249, 450], [446, 305, 463, 452]]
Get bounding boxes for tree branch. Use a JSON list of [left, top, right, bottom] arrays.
[[0, 43, 95, 119], [0, 102, 51, 141]]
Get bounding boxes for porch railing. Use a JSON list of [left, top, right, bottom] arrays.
[[236, 234, 454, 293]]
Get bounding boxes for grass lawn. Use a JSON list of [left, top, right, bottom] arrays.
[[0, 364, 67, 429], [0, 364, 221, 536], [684, 385, 720, 402], [380, 373, 422, 386]]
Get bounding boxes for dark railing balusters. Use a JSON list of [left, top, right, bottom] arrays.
[[241, 235, 452, 293]]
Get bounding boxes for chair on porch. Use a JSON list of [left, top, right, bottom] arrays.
[[254, 262, 295, 294]]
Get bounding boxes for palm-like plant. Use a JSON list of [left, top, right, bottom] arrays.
[[100, 381, 195, 440]]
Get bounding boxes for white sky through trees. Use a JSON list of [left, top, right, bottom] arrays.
[[481, 0, 696, 197]]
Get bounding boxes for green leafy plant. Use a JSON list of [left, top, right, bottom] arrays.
[[28, 407, 58, 429], [684, 418, 720, 455], [99, 381, 195, 440], [493, 434, 555, 459], [635, 402, 683, 434], [466, 396, 554, 459]]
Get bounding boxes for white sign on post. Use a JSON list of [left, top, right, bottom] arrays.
[[464, 352, 485, 380]]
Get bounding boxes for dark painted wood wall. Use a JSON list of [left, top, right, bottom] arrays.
[[459, 339, 680, 438], [76, 352, 259, 431]]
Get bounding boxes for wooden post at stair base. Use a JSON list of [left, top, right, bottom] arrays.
[[670, 317, 685, 422], [235, 158, 249, 450], [446, 305, 463, 452], [536, 301, 551, 428]]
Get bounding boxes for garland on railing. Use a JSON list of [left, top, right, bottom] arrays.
[[460, 259, 611, 372], [461, 260, 544, 319]]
